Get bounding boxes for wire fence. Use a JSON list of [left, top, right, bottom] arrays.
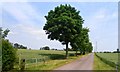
[[14, 56, 51, 70], [25, 57, 50, 64]]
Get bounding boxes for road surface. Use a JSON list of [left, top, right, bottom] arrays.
[[55, 53, 94, 70]]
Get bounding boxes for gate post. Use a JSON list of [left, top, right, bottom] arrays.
[[20, 59, 25, 71]]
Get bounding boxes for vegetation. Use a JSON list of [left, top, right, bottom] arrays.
[[95, 53, 120, 70], [94, 53, 115, 70], [2, 4, 94, 71], [14, 43, 27, 49], [70, 28, 93, 55], [96, 53, 118, 64], [40, 46, 50, 50], [1, 28, 17, 71], [43, 4, 93, 58], [14, 49, 85, 70]]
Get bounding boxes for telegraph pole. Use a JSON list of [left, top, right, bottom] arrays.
[[96, 41, 97, 53]]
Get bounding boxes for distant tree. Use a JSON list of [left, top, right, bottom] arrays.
[[40, 47, 42, 50], [14, 43, 20, 48], [14, 43, 27, 49], [117, 48, 119, 53], [43, 46, 50, 50], [43, 4, 84, 58], [40, 46, 50, 50], [20, 45, 23, 48]]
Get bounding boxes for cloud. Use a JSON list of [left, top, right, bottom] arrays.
[[11, 24, 47, 40], [9, 31, 18, 35], [17, 24, 46, 39], [84, 8, 117, 31], [3, 2, 46, 40], [3, 2, 45, 25], [111, 11, 118, 18], [83, 8, 117, 50], [3, 2, 117, 50]]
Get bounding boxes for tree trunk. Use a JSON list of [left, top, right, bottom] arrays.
[[66, 42, 68, 59], [79, 49, 82, 55], [76, 49, 77, 56]]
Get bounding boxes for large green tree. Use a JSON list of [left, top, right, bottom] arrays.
[[43, 4, 84, 58]]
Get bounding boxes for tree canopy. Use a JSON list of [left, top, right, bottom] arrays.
[[43, 4, 84, 58]]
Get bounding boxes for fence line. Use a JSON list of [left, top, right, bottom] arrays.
[[15, 56, 50, 70]]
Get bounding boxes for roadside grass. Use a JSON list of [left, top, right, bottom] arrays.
[[94, 53, 115, 70], [25, 56, 83, 70]]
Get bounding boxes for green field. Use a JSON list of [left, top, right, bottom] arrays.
[[14, 49, 84, 70], [94, 54, 115, 70], [94, 53, 119, 70], [96, 53, 118, 64], [17, 49, 66, 64]]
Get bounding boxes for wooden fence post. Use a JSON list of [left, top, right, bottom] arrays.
[[36, 58, 37, 67], [116, 62, 118, 72], [20, 59, 25, 71]]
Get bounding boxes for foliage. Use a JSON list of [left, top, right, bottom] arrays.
[[0, 28, 10, 39], [40, 46, 50, 50], [43, 4, 84, 58], [113, 49, 120, 53], [2, 39, 17, 71], [14, 43, 27, 49], [0, 28, 17, 71], [70, 28, 93, 55]]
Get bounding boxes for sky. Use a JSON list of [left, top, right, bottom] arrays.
[[1, 1, 118, 52]]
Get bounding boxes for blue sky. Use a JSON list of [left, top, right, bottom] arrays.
[[2, 2, 118, 52]]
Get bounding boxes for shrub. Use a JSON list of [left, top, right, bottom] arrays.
[[2, 39, 17, 71], [69, 53, 75, 56]]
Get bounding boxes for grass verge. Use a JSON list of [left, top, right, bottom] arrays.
[[94, 53, 115, 70], [25, 54, 87, 70], [12, 53, 89, 71]]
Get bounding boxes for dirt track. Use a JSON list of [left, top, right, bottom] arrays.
[[55, 53, 94, 70]]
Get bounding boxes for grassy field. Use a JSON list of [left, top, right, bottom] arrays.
[[14, 49, 85, 70], [96, 53, 118, 64], [17, 49, 66, 64], [94, 53, 115, 70], [94, 53, 120, 70]]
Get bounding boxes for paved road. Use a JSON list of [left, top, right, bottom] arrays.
[[55, 53, 94, 70]]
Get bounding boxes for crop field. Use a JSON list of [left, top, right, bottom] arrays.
[[95, 53, 120, 70], [96, 53, 119, 64]]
